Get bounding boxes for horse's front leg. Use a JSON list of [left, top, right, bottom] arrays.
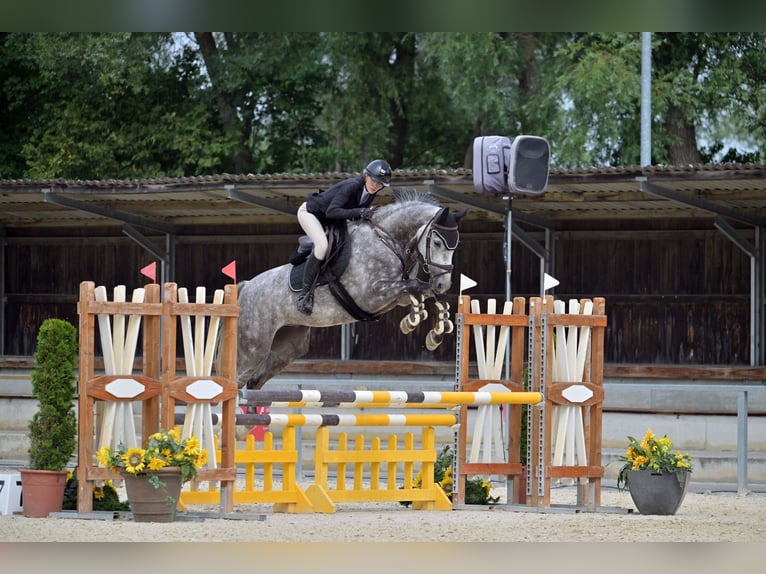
[[399, 293, 428, 334], [425, 299, 454, 351]]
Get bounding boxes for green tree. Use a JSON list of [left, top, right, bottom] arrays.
[[652, 32, 766, 164], [551, 32, 766, 166], [193, 32, 335, 173], [2, 32, 764, 179], [2, 33, 231, 179]]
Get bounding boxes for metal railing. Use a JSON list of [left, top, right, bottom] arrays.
[[603, 382, 766, 494]]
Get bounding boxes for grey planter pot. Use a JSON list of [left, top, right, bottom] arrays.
[[627, 469, 690, 515]]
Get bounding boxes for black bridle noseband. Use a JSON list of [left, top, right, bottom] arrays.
[[368, 209, 458, 285]]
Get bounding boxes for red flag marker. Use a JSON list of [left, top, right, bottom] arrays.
[[222, 260, 237, 283], [140, 261, 157, 283]]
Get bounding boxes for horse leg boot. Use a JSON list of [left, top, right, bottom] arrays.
[[297, 254, 322, 314]]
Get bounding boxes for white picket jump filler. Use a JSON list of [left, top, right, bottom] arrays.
[[94, 285, 142, 453], [177, 286, 223, 471], [551, 298, 592, 471], [468, 298, 514, 467]]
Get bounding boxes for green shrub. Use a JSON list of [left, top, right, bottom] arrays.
[[27, 318, 79, 471]]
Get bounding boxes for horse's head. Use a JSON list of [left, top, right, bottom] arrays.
[[417, 206, 467, 294], [365, 188, 466, 295]]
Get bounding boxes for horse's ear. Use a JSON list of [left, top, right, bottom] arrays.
[[453, 208, 468, 223]]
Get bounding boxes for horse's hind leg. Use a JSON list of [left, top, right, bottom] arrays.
[[244, 325, 311, 389]]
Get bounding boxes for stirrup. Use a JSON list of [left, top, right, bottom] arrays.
[[297, 291, 314, 314]]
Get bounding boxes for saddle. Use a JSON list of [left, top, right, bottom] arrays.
[[288, 223, 351, 292], [288, 223, 380, 321]]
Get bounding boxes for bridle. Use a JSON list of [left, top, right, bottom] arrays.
[[419, 214, 459, 279], [368, 208, 458, 285]]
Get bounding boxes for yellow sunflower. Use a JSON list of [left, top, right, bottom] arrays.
[[146, 457, 167, 471], [123, 447, 146, 474], [184, 436, 201, 455], [96, 446, 112, 468]]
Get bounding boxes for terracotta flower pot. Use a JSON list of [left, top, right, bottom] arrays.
[[120, 467, 183, 522], [19, 469, 68, 517], [627, 469, 690, 515]]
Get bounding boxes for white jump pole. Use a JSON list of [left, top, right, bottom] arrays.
[[178, 287, 220, 470], [565, 299, 579, 468], [95, 285, 142, 456], [552, 299, 590, 470], [188, 288, 206, 445], [488, 300, 514, 463], [573, 300, 594, 470], [468, 299, 513, 467], [112, 286, 128, 450], [200, 289, 224, 469], [177, 288, 197, 440], [119, 287, 144, 450], [94, 286, 116, 452]]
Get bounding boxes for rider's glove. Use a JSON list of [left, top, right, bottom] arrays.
[[359, 208, 374, 220]]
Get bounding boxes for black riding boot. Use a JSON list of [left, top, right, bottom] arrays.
[[297, 254, 322, 314]]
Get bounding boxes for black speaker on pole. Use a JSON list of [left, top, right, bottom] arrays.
[[472, 134, 549, 196], [508, 135, 549, 196]]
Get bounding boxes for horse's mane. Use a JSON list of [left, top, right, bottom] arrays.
[[390, 187, 442, 208]]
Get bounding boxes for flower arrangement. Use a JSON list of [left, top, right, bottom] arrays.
[[617, 428, 693, 490], [97, 428, 208, 484]]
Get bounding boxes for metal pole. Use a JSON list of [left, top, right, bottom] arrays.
[[505, 195, 512, 380], [754, 226, 765, 365], [640, 32, 652, 167], [737, 390, 749, 494]]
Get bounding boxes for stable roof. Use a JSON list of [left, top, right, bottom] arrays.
[[1, 163, 764, 231]]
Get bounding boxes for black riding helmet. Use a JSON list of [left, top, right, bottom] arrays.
[[364, 159, 392, 187]]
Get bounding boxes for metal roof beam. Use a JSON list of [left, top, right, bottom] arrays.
[[640, 179, 766, 227], [424, 182, 555, 229], [714, 216, 756, 257], [43, 189, 175, 234], [122, 224, 174, 284], [512, 222, 548, 260], [227, 185, 297, 216], [123, 224, 169, 261]]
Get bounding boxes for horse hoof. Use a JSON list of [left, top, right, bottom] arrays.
[[425, 330, 443, 351]]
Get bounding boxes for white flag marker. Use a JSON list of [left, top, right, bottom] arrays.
[[543, 273, 560, 292], [460, 274, 477, 293]]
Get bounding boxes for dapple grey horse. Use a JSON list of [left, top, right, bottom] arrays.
[[236, 188, 466, 390]]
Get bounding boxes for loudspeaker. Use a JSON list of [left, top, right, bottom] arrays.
[[472, 135, 512, 194], [508, 135, 550, 196]]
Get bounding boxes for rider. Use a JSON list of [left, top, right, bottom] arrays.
[[295, 158, 392, 314]]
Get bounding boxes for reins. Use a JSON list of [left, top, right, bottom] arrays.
[[366, 208, 456, 284], [367, 217, 419, 280]]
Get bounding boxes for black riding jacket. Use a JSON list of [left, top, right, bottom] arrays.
[[305, 176, 376, 225]]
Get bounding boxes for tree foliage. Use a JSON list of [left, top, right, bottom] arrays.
[[0, 32, 763, 180]]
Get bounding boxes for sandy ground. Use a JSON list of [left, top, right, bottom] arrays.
[[4, 482, 765, 574], [2, 480, 765, 543]]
